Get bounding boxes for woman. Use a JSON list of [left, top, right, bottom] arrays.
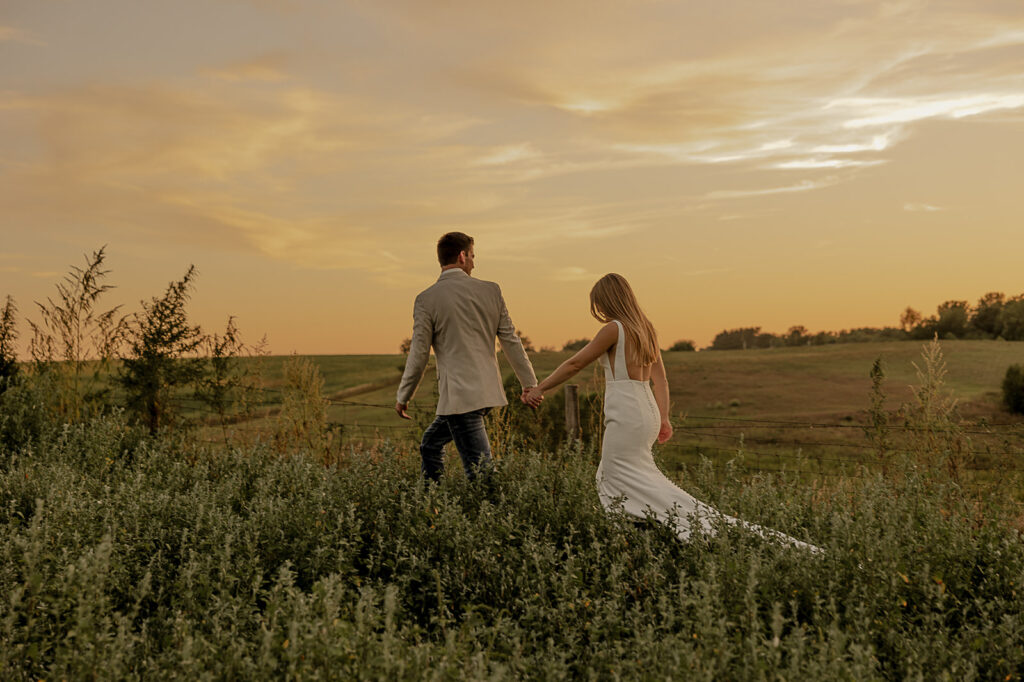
[[524, 273, 819, 551]]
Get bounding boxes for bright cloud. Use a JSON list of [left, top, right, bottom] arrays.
[[838, 94, 1024, 129]]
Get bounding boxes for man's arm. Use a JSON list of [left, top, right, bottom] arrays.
[[395, 296, 432, 418], [494, 286, 538, 391]]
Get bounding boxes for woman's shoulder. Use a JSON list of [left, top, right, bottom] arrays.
[[596, 320, 620, 341]]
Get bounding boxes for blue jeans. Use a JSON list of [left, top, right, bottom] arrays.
[[419, 408, 492, 483]]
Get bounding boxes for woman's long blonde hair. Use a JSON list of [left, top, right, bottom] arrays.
[[589, 273, 659, 366]]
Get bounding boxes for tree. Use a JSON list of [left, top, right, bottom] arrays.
[[516, 329, 535, 352], [667, 339, 696, 352], [563, 338, 589, 352], [118, 266, 205, 434], [971, 292, 1005, 337], [399, 337, 412, 355], [999, 297, 1024, 341], [899, 306, 923, 332], [709, 327, 761, 350], [785, 325, 808, 347], [934, 300, 970, 339]]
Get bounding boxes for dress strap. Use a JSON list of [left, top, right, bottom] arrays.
[[612, 320, 627, 380]]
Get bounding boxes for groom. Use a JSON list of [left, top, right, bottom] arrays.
[[396, 232, 539, 482]]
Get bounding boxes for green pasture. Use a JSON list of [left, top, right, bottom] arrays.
[[251, 340, 1024, 480], [78, 339, 1020, 481], [272, 339, 1024, 420]]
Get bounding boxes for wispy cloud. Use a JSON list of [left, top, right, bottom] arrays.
[[552, 266, 595, 282], [706, 179, 837, 200], [0, 26, 45, 46], [773, 158, 885, 170], [201, 53, 291, 83], [903, 203, 944, 212], [473, 143, 539, 166]]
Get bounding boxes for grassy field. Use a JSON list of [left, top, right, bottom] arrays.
[[224, 340, 1024, 481]]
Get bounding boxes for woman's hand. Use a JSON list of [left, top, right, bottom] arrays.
[[657, 419, 673, 444], [522, 385, 545, 408]]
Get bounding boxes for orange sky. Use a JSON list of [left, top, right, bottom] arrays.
[[2, 1, 1023, 354]]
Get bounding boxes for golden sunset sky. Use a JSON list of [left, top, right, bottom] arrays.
[[2, 0, 1023, 354]]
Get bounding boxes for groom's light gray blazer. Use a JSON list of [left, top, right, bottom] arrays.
[[397, 268, 537, 416]]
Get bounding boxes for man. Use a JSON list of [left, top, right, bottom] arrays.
[[396, 232, 539, 482]]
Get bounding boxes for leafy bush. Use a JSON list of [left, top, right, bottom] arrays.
[[1003, 364, 1024, 414], [0, 374, 54, 455], [118, 266, 205, 433]]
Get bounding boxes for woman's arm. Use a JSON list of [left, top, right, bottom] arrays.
[[524, 322, 618, 405], [650, 350, 673, 443]]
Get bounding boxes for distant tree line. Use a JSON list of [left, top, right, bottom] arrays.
[[706, 292, 1024, 351]]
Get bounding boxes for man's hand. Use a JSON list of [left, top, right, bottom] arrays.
[[521, 386, 544, 409], [395, 402, 412, 420]]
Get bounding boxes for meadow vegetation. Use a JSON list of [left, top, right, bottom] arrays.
[[2, 379, 1024, 678], [2, 251, 1024, 678]]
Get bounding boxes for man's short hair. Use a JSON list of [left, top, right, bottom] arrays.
[[437, 232, 474, 266]]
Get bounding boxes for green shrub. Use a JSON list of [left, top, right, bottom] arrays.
[[118, 266, 205, 433], [1002, 364, 1024, 414], [0, 375, 54, 455]]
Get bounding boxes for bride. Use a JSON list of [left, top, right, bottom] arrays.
[[523, 273, 820, 552]]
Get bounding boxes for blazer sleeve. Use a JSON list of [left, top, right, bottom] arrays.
[[396, 295, 432, 405], [494, 285, 538, 389]]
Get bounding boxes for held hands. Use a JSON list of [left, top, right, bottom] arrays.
[[657, 419, 673, 444], [521, 385, 544, 409]]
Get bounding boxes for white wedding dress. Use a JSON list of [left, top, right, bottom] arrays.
[[596, 321, 820, 552]]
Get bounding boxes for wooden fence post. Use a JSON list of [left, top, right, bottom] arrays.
[[565, 384, 580, 442]]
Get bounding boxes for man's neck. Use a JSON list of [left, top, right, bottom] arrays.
[[441, 264, 470, 275]]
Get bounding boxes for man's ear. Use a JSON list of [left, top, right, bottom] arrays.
[[457, 250, 467, 266]]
